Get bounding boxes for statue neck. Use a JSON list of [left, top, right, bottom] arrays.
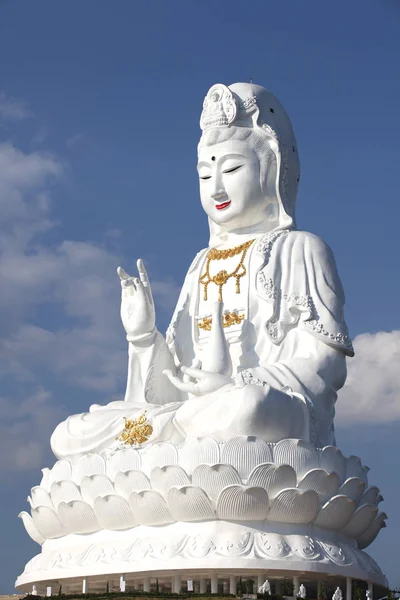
[[208, 217, 279, 249]]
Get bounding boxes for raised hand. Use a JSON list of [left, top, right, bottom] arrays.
[[117, 259, 156, 343]]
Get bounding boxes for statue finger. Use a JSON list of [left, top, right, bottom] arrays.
[[137, 259, 150, 286], [137, 259, 154, 302], [192, 358, 202, 369], [121, 277, 137, 291], [117, 266, 131, 281], [163, 370, 196, 393], [180, 365, 205, 380]]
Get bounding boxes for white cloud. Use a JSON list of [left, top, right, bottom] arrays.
[[0, 104, 182, 473], [0, 134, 179, 394], [0, 388, 64, 472], [336, 330, 400, 425], [0, 92, 31, 121]]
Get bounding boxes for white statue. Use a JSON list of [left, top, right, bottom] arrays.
[[332, 588, 343, 600], [259, 580, 271, 595], [298, 584, 307, 598], [17, 81, 388, 593], [366, 591, 372, 600], [50, 82, 353, 459]]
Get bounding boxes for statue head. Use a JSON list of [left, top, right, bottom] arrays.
[[198, 82, 300, 244]]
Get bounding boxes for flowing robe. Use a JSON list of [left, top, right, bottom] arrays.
[[51, 229, 353, 460]]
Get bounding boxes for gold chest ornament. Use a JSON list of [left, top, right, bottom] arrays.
[[199, 238, 255, 302]]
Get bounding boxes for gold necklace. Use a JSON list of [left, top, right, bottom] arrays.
[[199, 239, 255, 302]]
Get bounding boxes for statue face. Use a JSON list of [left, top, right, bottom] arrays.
[[197, 139, 269, 231]]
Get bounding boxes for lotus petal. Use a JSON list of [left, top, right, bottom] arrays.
[[339, 477, 365, 502], [30, 486, 54, 510], [47, 460, 72, 487], [81, 474, 114, 506], [50, 481, 81, 509], [31, 506, 65, 539], [273, 439, 319, 480], [269, 489, 319, 523], [168, 486, 215, 521], [39, 468, 50, 492], [342, 504, 378, 538], [19, 511, 45, 545], [357, 512, 387, 549], [58, 500, 99, 534], [346, 455, 367, 483], [179, 437, 220, 475], [150, 465, 190, 495], [360, 486, 382, 506], [314, 495, 356, 530], [248, 464, 296, 500], [129, 490, 174, 525], [222, 436, 273, 479], [320, 446, 346, 483], [72, 454, 106, 484], [106, 448, 141, 481], [297, 469, 340, 503], [217, 485, 269, 520], [114, 470, 151, 500], [192, 464, 242, 500], [141, 442, 178, 475], [94, 495, 137, 530]]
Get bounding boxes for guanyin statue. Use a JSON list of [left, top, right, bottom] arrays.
[[51, 82, 353, 459], [17, 83, 387, 593]]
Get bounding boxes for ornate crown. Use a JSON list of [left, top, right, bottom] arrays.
[[200, 83, 259, 131]]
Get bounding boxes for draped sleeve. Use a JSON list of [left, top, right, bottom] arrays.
[[256, 230, 354, 357]]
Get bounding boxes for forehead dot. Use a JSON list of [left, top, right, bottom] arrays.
[[211, 156, 216, 161]]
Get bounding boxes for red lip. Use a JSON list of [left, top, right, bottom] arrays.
[[216, 201, 231, 211]]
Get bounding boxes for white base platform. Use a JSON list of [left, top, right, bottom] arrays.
[[16, 520, 387, 590]]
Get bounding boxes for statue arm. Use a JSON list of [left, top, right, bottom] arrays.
[[237, 328, 347, 446], [239, 329, 347, 398], [124, 331, 182, 405]]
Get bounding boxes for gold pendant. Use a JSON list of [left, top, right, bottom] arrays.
[[198, 312, 245, 331]]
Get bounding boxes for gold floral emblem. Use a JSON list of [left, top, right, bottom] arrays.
[[116, 411, 153, 446]]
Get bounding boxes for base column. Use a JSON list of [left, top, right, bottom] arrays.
[[200, 579, 207, 594], [82, 579, 88, 594], [346, 578, 352, 600], [143, 577, 150, 593], [230, 576, 237, 595], [174, 574, 182, 594], [293, 576, 300, 596], [211, 573, 218, 595], [368, 583, 373, 599]]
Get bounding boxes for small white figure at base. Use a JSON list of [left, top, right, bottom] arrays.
[[333, 588, 343, 600], [366, 591, 372, 600], [298, 584, 307, 599], [259, 580, 271, 595]]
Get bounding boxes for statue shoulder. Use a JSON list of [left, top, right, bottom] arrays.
[[280, 229, 337, 265], [255, 229, 336, 269]]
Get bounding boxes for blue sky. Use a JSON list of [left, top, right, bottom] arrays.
[[0, 0, 399, 591]]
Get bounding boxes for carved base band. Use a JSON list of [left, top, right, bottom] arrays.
[[16, 520, 387, 589]]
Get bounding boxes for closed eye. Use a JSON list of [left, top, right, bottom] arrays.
[[223, 165, 243, 174], [199, 175, 212, 180]]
